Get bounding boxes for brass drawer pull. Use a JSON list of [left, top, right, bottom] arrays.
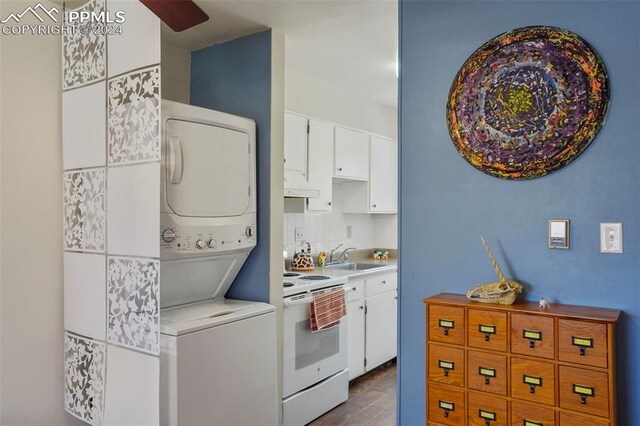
[[438, 400, 455, 418], [478, 366, 496, 385], [479, 409, 496, 425], [438, 360, 455, 377], [523, 329, 543, 348], [438, 319, 455, 336], [571, 336, 594, 356], [522, 374, 543, 394], [478, 324, 496, 342], [573, 384, 595, 404], [523, 420, 543, 426]]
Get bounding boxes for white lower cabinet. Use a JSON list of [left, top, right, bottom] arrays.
[[346, 271, 397, 381]]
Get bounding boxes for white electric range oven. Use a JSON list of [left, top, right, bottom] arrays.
[[282, 273, 350, 425]]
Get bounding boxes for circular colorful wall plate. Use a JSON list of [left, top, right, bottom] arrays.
[[446, 26, 609, 180]]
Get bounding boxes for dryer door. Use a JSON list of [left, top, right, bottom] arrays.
[[165, 119, 251, 217]]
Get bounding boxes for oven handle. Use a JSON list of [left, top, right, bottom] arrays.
[[283, 285, 353, 307]]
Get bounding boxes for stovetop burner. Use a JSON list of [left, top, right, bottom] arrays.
[[283, 272, 301, 277], [298, 275, 330, 281], [283, 282, 294, 287]]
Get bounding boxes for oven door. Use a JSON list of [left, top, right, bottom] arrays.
[[282, 290, 348, 398]]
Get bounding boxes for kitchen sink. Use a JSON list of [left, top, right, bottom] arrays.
[[323, 262, 382, 271]]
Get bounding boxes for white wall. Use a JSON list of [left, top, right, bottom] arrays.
[[0, 1, 80, 424], [285, 67, 397, 140], [161, 41, 191, 104]]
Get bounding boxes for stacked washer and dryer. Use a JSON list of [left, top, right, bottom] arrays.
[[159, 101, 278, 426]]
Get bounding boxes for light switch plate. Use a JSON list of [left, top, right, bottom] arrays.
[[548, 219, 570, 249], [600, 223, 623, 253]]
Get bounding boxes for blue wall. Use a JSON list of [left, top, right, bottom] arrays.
[[399, 1, 640, 424], [190, 30, 272, 302]]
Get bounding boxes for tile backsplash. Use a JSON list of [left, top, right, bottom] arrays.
[[283, 183, 397, 254]]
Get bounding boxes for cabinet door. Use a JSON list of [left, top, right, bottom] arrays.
[[365, 290, 397, 371], [306, 119, 334, 211], [284, 112, 308, 174], [369, 136, 397, 213], [334, 126, 369, 180], [347, 300, 366, 380]]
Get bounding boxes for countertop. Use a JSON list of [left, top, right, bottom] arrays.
[[286, 248, 398, 281]]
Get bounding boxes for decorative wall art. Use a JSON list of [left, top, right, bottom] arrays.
[[447, 26, 609, 179]]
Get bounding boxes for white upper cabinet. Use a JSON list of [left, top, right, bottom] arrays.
[[369, 136, 398, 213], [306, 119, 334, 211], [334, 126, 369, 180], [284, 112, 308, 175]]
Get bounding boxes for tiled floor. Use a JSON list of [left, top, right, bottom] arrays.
[[308, 361, 397, 426]]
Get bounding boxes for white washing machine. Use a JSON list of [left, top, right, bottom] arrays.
[[159, 101, 277, 426]]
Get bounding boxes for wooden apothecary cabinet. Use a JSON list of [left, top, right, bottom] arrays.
[[424, 293, 620, 425]]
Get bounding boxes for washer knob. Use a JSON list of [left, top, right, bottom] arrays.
[[207, 239, 216, 248], [162, 229, 176, 243], [195, 239, 207, 249], [245, 226, 255, 238]]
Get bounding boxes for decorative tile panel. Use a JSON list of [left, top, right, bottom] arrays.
[[107, 257, 160, 354], [63, 82, 106, 170], [107, 0, 161, 78], [103, 345, 160, 425], [63, 169, 105, 252], [107, 162, 160, 257], [64, 252, 106, 340], [64, 333, 106, 425], [107, 66, 160, 165], [63, 0, 106, 90]]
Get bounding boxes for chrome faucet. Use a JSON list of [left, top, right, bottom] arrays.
[[329, 244, 343, 263], [332, 247, 357, 264]]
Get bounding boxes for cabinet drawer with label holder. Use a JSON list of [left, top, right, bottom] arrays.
[[428, 305, 465, 345]]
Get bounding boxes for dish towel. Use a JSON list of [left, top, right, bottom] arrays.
[[310, 288, 347, 332]]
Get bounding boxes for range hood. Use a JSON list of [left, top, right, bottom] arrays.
[[284, 169, 319, 198]]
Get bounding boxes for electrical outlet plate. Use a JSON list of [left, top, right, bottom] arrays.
[[295, 227, 304, 242], [346, 225, 352, 239], [600, 223, 623, 254]]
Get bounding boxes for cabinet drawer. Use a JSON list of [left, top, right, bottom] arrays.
[[429, 305, 465, 345], [365, 272, 397, 297], [559, 365, 609, 418], [467, 350, 507, 396], [511, 314, 555, 359], [428, 383, 465, 425], [346, 281, 364, 302], [468, 309, 507, 352], [511, 357, 556, 406], [468, 392, 507, 426], [558, 319, 608, 368], [512, 401, 556, 426], [559, 411, 609, 425], [428, 343, 464, 387]]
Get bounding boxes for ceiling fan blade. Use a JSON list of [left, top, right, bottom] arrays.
[[139, 0, 209, 32]]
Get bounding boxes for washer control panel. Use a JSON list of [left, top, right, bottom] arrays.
[[160, 220, 257, 258]]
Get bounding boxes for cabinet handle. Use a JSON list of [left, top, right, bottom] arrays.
[[438, 360, 455, 377], [573, 384, 595, 404], [359, 306, 364, 310], [438, 319, 455, 336], [478, 367, 496, 385], [479, 409, 496, 425], [523, 374, 543, 394], [328, 201, 332, 206], [372, 204, 377, 208], [522, 329, 542, 348], [382, 280, 386, 284], [571, 336, 594, 356], [438, 400, 455, 418], [478, 324, 496, 342], [338, 167, 343, 172]]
